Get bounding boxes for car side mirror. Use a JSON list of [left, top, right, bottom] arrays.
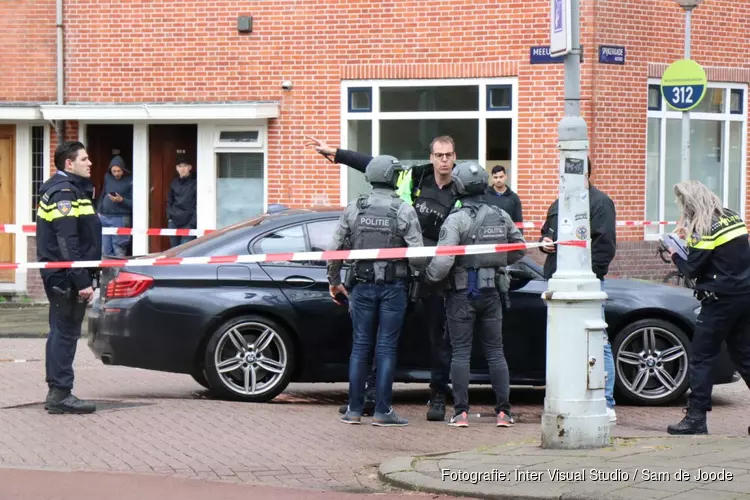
[[508, 268, 535, 291]]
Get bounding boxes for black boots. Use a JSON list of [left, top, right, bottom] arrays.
[[426, 390, 446, 421], [667, 408, 707, 435], [45, 387, 96, 415]]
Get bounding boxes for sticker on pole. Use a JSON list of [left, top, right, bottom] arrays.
[[660, 59, 707, 111]]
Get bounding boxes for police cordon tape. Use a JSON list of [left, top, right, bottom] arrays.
[[0, 239, 586, 270], [0, 220, 680, 236]]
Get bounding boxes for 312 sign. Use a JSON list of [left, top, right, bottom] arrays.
[[660, 59, 707, 112]]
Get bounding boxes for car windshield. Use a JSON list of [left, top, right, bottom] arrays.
[[156, 215, 270, 257]]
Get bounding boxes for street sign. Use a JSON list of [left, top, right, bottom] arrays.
[[598, 45, 626, 65], [550, 0, 572, 57], [530, 46, 565, 64], [660, 59, 707, 111]]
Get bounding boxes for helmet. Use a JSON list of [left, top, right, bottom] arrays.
[[365, 155, 404, 189], [451, 161, 488, 196]]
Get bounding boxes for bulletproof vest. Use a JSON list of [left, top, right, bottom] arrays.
[[412, 178, 456, 242], [350, 194, 409, 283], [456, 203, 509, 271]]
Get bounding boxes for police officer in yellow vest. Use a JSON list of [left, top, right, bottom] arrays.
[[36, 141, 102, 414], [423, 161, 526, 428], [666, 180, 750, 435]]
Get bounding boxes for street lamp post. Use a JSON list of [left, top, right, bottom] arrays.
[[674, 0, 703, 182]]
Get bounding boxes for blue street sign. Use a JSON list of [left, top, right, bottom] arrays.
[[530, 46, 565, 64], [598, 45, 626, 65]]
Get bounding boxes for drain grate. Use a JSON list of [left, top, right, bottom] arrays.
[[2, 400, 155, 411]]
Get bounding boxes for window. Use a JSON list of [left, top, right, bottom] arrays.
[[307, 219, 339, 252], [341, 79, 517, 202], [645, 81, 747, 238], [216, 153, 265, 228], [252, 225, 306, 255], [31, 126, 45, 221]]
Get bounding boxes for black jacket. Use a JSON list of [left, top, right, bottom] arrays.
[[539, 185, 617, 280], [484, 186, 523, 224], [36, 171, 103, 290], [167, 175, 197, 228], [672, 209, 750, 295]]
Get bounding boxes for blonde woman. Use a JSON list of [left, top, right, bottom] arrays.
[[666, 180, 750, 435]]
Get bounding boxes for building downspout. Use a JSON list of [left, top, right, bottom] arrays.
[[55, 0, 65, 143]]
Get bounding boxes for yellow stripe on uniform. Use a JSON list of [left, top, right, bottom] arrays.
[[690, 223, 748, 250]]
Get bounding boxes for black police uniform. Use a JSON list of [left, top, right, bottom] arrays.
[[36, 171, 102, 414], [667, 209, 750, 435], [334, 149, 454, 420]]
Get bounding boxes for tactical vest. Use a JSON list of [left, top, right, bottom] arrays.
[[452, 203, 510, 291], [412, 178, 456, 243], [350, 194, 409, 283]]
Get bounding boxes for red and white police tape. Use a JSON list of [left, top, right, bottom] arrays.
[[0, 221, 680, 236], [0, 239, 586, 270]]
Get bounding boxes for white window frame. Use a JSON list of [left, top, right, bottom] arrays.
[[211, 125, 268, 227], [339, 78, 519, 206], [645, 78, 748, 241]]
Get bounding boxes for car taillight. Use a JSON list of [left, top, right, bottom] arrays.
[[105, 271, 153, 299]]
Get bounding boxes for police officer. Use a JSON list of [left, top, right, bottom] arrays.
[[307, 135, 456, 421], [423, 162, 526, 428], [327, 155, 427, 426], [37, 141, 102, 414], [666, 180, 750, 435]]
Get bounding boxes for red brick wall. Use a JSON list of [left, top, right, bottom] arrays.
[[0, 0, 56, 102]]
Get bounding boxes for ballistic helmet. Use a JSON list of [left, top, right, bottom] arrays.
[[451, 161, 488, 197], [365, 155, 404, 189]]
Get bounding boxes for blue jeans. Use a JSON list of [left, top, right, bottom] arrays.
[[347, 281, 408, 415], [99, 214, 131, 257], [168, 219, 196, 248], [602, 303, 616, 409]]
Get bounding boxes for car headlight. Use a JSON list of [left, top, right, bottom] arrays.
[[694, 306, 701, 316]]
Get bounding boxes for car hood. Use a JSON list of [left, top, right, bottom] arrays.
[[603, 277, 699, 310]]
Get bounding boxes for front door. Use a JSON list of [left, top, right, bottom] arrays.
[[0, 126, 15, 283], [148, 125, 197, 254], [85, 125, 134, 204]]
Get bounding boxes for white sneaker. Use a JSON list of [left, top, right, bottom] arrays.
[[607, 407, 617, 423]]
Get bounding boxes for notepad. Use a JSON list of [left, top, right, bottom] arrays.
[[660, 233, 688, 261]]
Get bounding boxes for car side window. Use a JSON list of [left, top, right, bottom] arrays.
[[252, 225, 307, 257], [307, 219, 339, 251]]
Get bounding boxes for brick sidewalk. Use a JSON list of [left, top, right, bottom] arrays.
[[1, 338, 749, 496]]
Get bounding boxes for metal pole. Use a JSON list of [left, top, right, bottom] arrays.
[[680, 9, 692, 182], [541, 0, 610, 449]]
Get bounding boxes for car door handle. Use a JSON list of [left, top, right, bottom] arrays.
[[283, 276, 316, 288]]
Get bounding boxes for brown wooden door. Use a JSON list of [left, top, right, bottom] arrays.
[[0, 126, 15, 283], [148, 125, 197, 253], [85, 125, 134, 203]]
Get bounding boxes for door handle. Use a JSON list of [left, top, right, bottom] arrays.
[[283, 276, 315, 288]]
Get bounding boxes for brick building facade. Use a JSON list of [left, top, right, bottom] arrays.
[[1, 0, 748, 299]]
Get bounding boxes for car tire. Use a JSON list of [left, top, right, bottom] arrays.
[[190, 368, 211, 390], [204, 314, 295, 403], [612, 318, 691, 406]]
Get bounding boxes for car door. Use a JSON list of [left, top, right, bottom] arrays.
[[253, 219, 353, 371]]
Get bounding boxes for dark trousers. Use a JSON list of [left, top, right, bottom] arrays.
[[168, 219, 196, 248], [43, 281, 88, 392], [688, 293, 750, 411], [424, 288, 452, 396], [446, 289, 510, 416], [347, 282, 408, 415]]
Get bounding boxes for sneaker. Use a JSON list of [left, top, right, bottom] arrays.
[[426, 390, 446, 421], [497, 411, 514, 427], [338, 390, 376, 416], [667, 408, 707, 435], [607, 407, 617, 423], [340, 411, 362, 425], [449, 411, 469, 427], [372, 409, 408, 427]]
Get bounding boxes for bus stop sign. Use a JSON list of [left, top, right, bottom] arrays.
[[661, 59, 707, 111]]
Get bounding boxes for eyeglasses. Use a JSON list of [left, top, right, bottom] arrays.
[[431, 152, 454, 159]]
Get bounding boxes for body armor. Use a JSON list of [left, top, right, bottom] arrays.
[[350, 194, 409, 283]]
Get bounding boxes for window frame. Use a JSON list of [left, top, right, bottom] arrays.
[[644, 78, 748, 241], [339, 78, 519, 206]]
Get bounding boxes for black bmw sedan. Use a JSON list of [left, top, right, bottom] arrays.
[[88, 207, 738, 406]]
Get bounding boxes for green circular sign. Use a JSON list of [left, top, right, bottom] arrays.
[[660, 59, 707, 111]]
